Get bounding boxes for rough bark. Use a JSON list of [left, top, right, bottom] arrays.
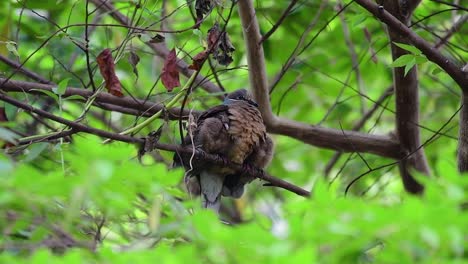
[[458, 94, 468, 172], [381, 0, 430, 193]]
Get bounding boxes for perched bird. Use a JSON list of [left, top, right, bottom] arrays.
[[174, 89, 274, 212]]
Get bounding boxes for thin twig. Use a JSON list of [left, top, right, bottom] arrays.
[[259, 0, 300, 44]]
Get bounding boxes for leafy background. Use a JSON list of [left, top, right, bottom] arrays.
[[0, 0, 467, 262]]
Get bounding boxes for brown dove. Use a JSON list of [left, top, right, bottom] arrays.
[[173, 89, 274, 212]]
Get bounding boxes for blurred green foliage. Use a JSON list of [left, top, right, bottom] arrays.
[[0, 136, 467, 262]]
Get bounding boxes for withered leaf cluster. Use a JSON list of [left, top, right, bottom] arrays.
[[208, 23, 235, 66], [189, 23, 235, 70], [195, 0, 214, 24]]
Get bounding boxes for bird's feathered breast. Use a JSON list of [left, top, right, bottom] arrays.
[[225, 100, 266, 164]]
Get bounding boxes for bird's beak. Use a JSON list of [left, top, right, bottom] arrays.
[[248, 99, 259, 107]]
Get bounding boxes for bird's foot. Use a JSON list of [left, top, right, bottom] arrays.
[[216, 154, 230, 166]]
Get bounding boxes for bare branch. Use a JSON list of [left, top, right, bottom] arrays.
[[434, 15, 468, 49], [379, 0, 430, 194], [270, 119, 401, 159], [238, 0, 401, 159], [0, 55, 52, 84], [0, 78, 194, 119], [237, 0, 275, 124], [0, 92, 141, 144], [338, 1, 365, 114], [259, 0, 300, 44]]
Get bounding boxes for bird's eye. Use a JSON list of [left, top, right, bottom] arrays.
[[238, 96, 245, 100]]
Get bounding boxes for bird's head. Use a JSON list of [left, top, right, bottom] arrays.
[[223, 89, 258, 107]]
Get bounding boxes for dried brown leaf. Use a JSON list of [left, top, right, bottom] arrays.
[[207, 23, 220, 50], [149, 34, 165, 43], [0, 107, 7, 122], [128, 50, 140, 78], [0, 107, 14, 148], [161, 48, 180, 91], [195, 0, 213, 25], [207, 23, 235, 66], [188, 50, 209, 71], [97, 48, 124, 97]]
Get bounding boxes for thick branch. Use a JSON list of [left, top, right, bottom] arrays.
[[270, 118, 401, 159], [0, 78, 193, 119], [0, 92, 142, 144], [237, 0, 275, 125], [238, 0, 401, 159], [355, 0, 468, 90], [380, 0, 429, 194], [0, 55, 52, 84], [458, 93, 468, 172]]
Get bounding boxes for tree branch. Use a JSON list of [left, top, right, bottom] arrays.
[[259, 0, 299, 44], [0, 92, 142, 144], [458, 93, 468, 172], [269, 118, 401, 159], [0, 55, 52, 84], [238, 0, 401, 159], [0, 78, 194, 119], [237, 0, 275, 125], [324, 86, 394, 175], [378, 0, 430, 194], [354, 0, 468, 91]]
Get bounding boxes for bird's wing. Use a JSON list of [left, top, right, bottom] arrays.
[[173, 104, 232, 208], [173, 104, 229, 168], [221, 101, 273, 197]]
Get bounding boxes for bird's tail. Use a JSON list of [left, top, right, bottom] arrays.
[[199, 171, 224, 213]]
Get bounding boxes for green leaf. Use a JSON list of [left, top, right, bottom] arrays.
[[139, 34, 152, 43], [24, 142, 49, 162], [393, 42, 422, 55], [192, 29, 204, 44], [4, 102, 17, 121], [350, 13, 368, 27], [6, 42, 19, 57], [31, 89, 59, 104], [0, 127, 18, 143], [404, 58, 416, 76], [0, 121, 16, 128], [53, 78, 70, 95], [12, 0, 65, 10], [390, 54, 415, 67], [414, 55, 427, 64], [0, 158, 14, 175], [63, 94, 86, 101], [432, 67, 443, 75]]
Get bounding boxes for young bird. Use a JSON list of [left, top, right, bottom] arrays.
[[174, 89, 274, 213]]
